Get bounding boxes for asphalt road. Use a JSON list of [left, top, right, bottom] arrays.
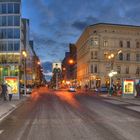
[[0, 87, 140, 140]]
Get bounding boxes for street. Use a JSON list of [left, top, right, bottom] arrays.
[[0, 87, 140, 140]]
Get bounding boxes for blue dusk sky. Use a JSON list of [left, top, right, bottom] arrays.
[[22, 0, 140, 63]]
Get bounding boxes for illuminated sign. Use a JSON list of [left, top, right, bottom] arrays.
[[123, 79, 134, 94], [5, 77, 19, 94], [52, 62, 62, 70]]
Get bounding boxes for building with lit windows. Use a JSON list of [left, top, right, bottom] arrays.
[[0, 0, 21, 83], [76, 23, 140, 89]]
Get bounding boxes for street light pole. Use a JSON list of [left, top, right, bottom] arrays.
[[56, 72, 58, 89], [24, 57, 26, 96], [22, 50, 27, 96]]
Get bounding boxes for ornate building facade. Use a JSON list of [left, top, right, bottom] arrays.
[[76, 23, 140, 89]]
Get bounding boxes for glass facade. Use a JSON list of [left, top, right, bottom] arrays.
[[0, 3, 20, 14], [0, 1, 21, 83], [0, 2, 21, 52]]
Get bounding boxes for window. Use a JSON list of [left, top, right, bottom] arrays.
[[117, 66, 121, 74], [126, 53, 130, 61], [136, 54, 140, 61], [127, 41, 130, 48], [136, 42, 140, 48], [2, 42, 7, 51], [90, 39, 93, 46], [7, 28, 13, 39], [91, 51, 93, 59], [14, 3, 20, 14], [103, 40, 108, 47], [119, 41, 123, 47], [0, 29, 2, 38], [119, 53, 123, 60], [8, 3, 13, 13], [91, 64, 93, 73], [94, 40, 98, 45], [14, 29, 20, 38], [126, 66, 129, 74], [0, 42, 3, 51], [8, 16, 13, 26], [94, 64, 97, 73], [0, 4, 2, 14], [136, 67, 140, 75], [2, 4, 7, 14], [94, 51, 98, 59], [14, 41, 20, 51], [0, 29, 7, 39], [8, 41, 13, 51], [0, 17, 2, 26], [14, 16, 20, 26], [2, 16, 6, 26]]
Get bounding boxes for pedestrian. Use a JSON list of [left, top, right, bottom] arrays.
[[85, 84, 88, 92], [1, 82, 8, 101], [7, 84, 13, 101], [135, 83, 140, 97], [109, 86, 113, 96], [0, 84, 2, 98]]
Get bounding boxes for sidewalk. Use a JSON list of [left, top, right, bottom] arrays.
[[0, 95, 28, 122], [99, 93, 140, 106]]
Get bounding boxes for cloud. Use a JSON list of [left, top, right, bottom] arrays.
[[23, 0, 140, 63]]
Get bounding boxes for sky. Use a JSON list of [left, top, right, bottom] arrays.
[[22, 0, 140, 63]]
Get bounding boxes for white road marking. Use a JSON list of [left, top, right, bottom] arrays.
[[0, 106, 17, 122], [0, 130, 4, 134]]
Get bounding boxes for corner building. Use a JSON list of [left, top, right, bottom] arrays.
[[0, 0, 21, 82], [76, 23, 140, 89]]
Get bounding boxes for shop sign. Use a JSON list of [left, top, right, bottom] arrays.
[[4, 76, 19, 94], [123, 79, 134, 94]]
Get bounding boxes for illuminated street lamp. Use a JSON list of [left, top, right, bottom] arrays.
[[106, 50, 121, 88], [108, 70, 117, 88], [37, 61, 41, 65], [68, 59, 74, 65], [22, 50, 27, 96]]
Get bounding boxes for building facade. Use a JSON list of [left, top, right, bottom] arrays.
[[62, 44, 77, 85], [76, 23, 140, 89], [0, 0, 21, 83]]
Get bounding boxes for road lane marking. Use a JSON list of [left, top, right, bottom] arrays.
[[0, 130, 4, 134]]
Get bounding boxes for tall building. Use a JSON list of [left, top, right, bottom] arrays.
[[0, 0, 21, 80], [62, 44, 77, 85], [76, 23, 140, 89]]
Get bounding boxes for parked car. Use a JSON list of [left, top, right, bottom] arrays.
[[68, 86, 76, 92], [99, 85, 108, 93], [20, 85, 33, 94]]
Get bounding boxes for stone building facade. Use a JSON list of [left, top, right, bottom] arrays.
[[76, 23, 140, 89]]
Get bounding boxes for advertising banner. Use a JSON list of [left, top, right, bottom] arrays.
[[4, 76, 19, 94], [123, 79, 134, 95]]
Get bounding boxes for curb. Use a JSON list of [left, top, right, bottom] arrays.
[[100, 94, 140, 105]]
